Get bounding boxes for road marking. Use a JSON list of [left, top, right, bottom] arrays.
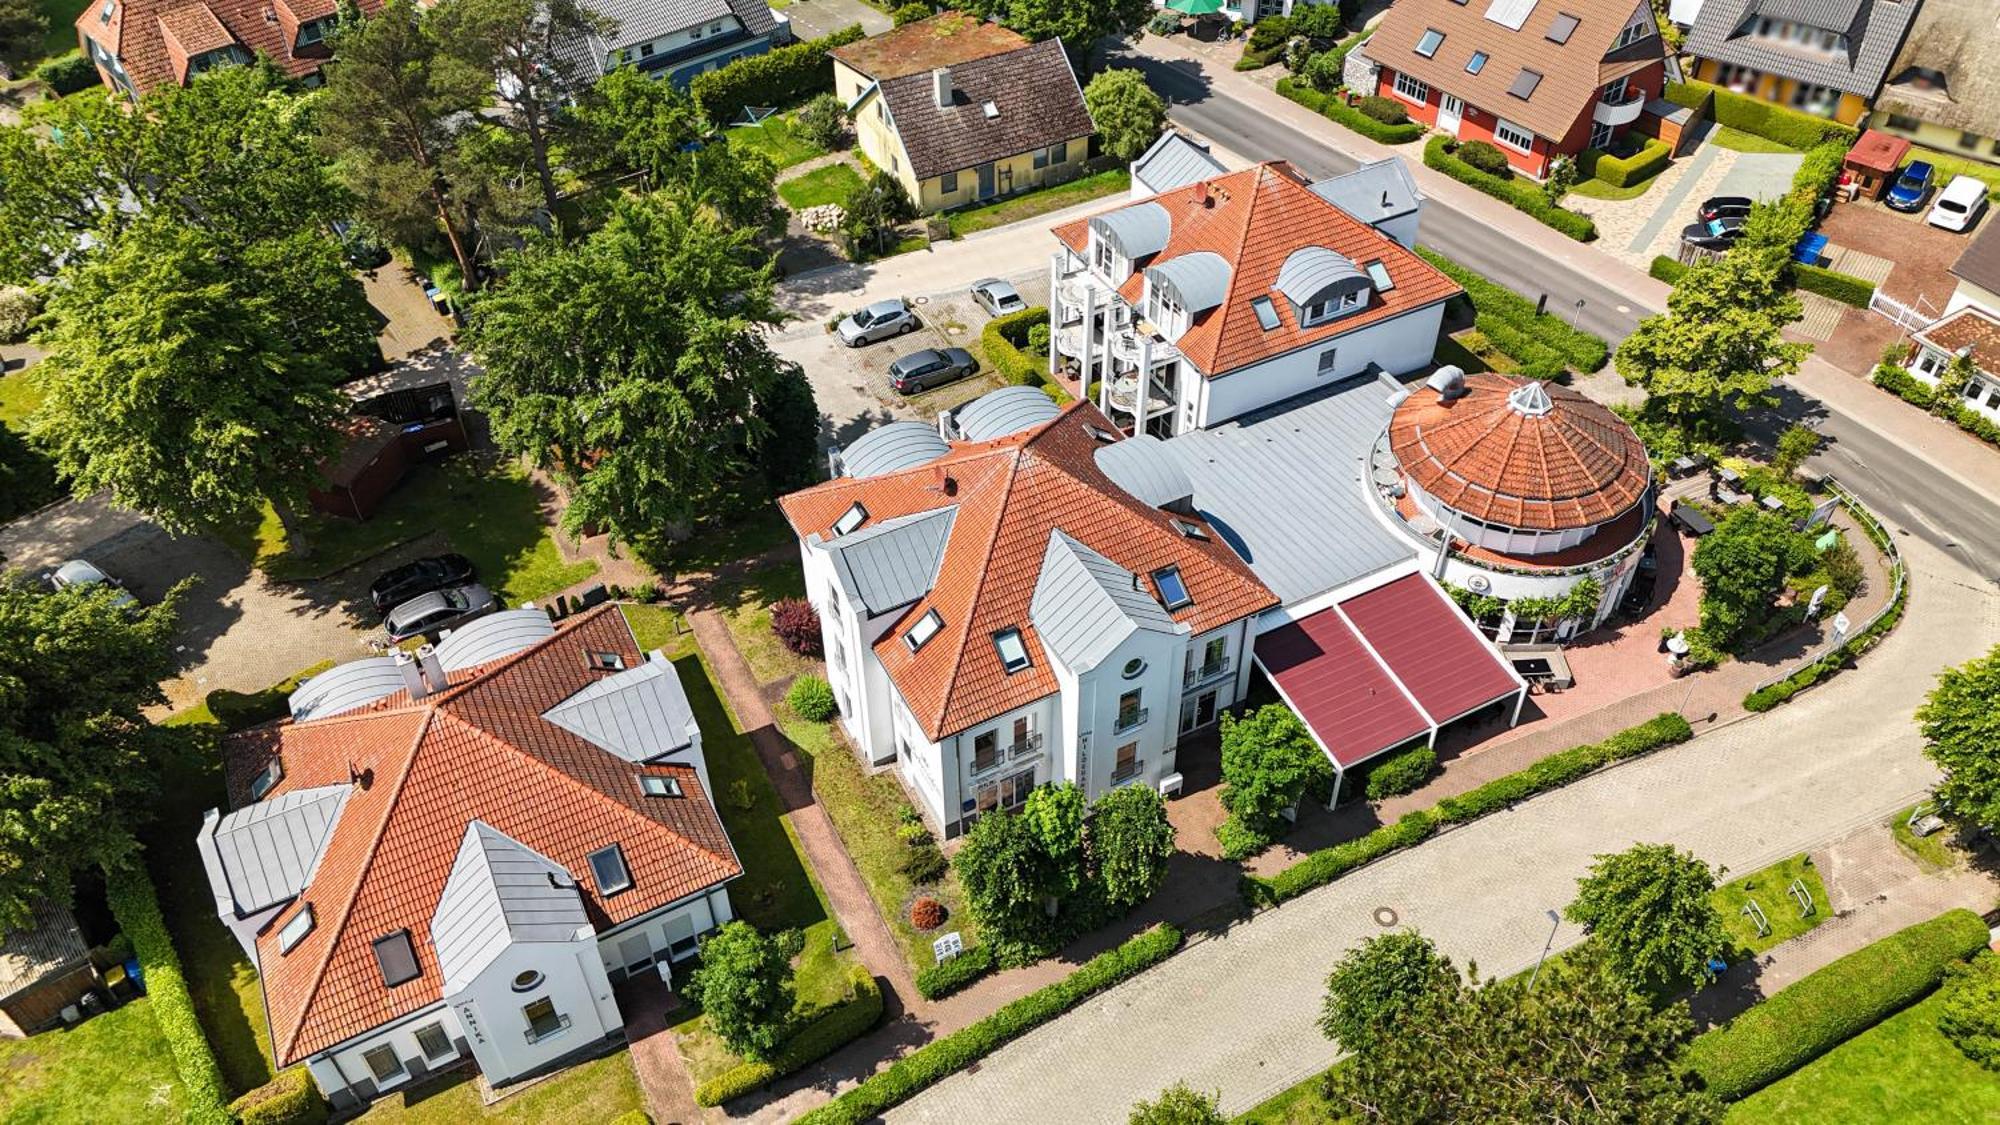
[[1615, 304, 1630, 313]]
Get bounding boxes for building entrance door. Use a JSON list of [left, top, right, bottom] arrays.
[[976, 162, 997, 200], [1438, 94, 1464, 137]]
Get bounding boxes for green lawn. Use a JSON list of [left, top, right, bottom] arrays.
[[1891, 803, 1961, 872], [711, 558, 816, 687], [778, 163, 865, 211], [1235, 1064, 1350, 1124], [725, 114, 827, 170], [675, 920, 858, 1087], [945, 169, 1131, 238], [1708, 125, 1803, 155], [0, 368, 43, 430], [0, 998, 188, 1122], [620, 603, 695, 661], [1714, 853, 1829, 956], [353, 1050, 643, 1123], [1727, 964, 2000, 1123], [248, 456, 597, 604], [36, 0, 91, 64]]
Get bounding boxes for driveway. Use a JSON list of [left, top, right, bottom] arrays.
[[781, 0, 891, 39], [1567, 139, 1803, 271], [0, 493, 375, 713]]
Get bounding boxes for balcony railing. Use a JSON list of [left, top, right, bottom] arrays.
[[524, 1013, 572, 1045], [1184, 655, 1231, 688], [1592, 88, 1645, 127], [1113, 707, 1149, 734], [970, 731, 1045, 778], [1110, 759, 1145, 784]]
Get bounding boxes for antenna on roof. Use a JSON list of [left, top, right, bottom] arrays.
[[349, 763, 373, 790]]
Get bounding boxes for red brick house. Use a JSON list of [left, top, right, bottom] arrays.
[[1363, 0, 1671, 178]]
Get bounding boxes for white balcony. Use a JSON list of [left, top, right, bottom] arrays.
[[1108, 373, 1174, 415], [1592, 89, 1645, 128]]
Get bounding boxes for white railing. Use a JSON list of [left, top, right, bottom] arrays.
[[1868, 289, 1932, 333], [1185, 656, 1232, 687]]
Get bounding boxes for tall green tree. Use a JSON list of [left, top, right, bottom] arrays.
[[1566, 843, 1730, 996], [1084, 68, 1167, 162], [1690, 507, 1813, 649], [0, 580, 191, 931], [0, 0, 46, 67], [1331, 943, 1720, 1122], [1219, 704, 1329, 838], [571, 67, 779, 232], [319, 0, 491, 289], [30, 221, 348, 539], [681, 921, 794, 1060], [758, 362, 823, 493], [968, 0, 1152, 59], [463, 189, 791, 546], [1320, 930, 1462, 1052], [1023, 782, 1087, 897], [953, 804, 1058, 956], [1129, 1083, 1226, 1125], [1919, 645, 2000, 830], [1088, 783, 1175, 910]]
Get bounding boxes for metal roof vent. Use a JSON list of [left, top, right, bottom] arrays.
[[1426, 365, 1467, 402], [1508, 380, 1555, 417]]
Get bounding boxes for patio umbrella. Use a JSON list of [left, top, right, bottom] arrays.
[[1165, 0, 1227, 13]]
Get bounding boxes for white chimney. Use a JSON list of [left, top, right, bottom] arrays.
[[395, 650, 428, 700], [416, 643, 449, 693], [932, 66, 952, 109]]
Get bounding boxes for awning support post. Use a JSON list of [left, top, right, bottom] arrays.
[[1510, 686, 1527, 727], [1327, 759, 1345, 811]]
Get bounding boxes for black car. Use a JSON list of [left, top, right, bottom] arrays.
[[369, 553, 476, 616], [1696, 195, 1753, 222], [888, 347, 977, 394], [1680, 216, 1747, 251]]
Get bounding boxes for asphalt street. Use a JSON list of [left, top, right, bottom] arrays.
[[1119, 49, 2000, 573]]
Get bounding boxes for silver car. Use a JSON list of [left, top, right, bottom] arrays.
[[969, 278, 1026, 317], [46, 558, 139, 610], [385, 583, 497, 643], [837, 298, 917, 347]]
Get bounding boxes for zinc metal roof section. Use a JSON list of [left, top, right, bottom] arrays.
[[1089, 202, 1172, 261], [1145, 250, 1233, 315], [823, 506, 958, 617], [839, 421, 952, 478], [1131, 130, 1228, 195], [1029, 531, 1182, 673], [1274, 246, 1368, 309], [436, 609, 557, 673], [1309, 158, 1426, 228], [211, 785, 353, 914], [956, 385, 1062, 441], [1094, 435, 1194, 510], [541, 654, 699, 764], [430, 821, 590, 994], [289, 657, 407, 721]]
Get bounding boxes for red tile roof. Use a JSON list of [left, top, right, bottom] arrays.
[[224, 606, 739, 1065], [1914, 306, 2000, 373], [1389, 371, 1651, 532], [779, 402, 1278, 740], [1052, 163, 1461, 379], [77, 0, 372, 96]]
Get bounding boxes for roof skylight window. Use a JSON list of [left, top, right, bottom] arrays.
[[1509, 68, 1544, 99], [1087, 424, 1120, 443], [1546, 12, 1579, 43], [1364, 260, 1394, 291], [1152, 566, 1192, 611], [833, 502, 868, 536], [249, 757, 283, 801], [372, 930, 421, 987], [905, 608, 943, 651], [1466, 50, 1489, 74], [641, 775, 683, 798], [1250, 295, 1280, 330], [279, 904, 314, 954], [1415, 28, 1445, 57], [1173, 519, 1209, 540], [587, 844, 633, 895], [994, 629, 1030, 673], [587, 650, 625, 672]]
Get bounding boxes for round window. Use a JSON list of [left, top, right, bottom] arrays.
[[511, 970, 545, 993], [1122, 658, 1146, 679]]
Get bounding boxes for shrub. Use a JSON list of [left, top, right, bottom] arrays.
[[689, 24, 864, 123], [892, 2, 930, 25], [1649, 255, 1688, 284], [895, 820, 933, 847], [769, 597, 823, 657], [1685, 908, 1989, 1100], [1456, 140, 1513, 176], [106, 863, 232, 1125], [981, 306, 1051, 387], [1301, 49, 1346, 92], [800, 925, 1183, 1124], [1246, 15, 1291, 53], [901, 842, 948, 884], [1873, 362, 1937, 409], [0, 286, 39, 342], [786, 674, 837, 721], [1664, 79, 1857, 149], [36, 54, 99, 96], [1363, 745, 1437, 800], [231, 1068, 328, 1125], [695, 965, 884, 1105], [1588, 137, 1670, 188], [1026, 322, 1050, 357], [911, 897, 946, 931], [916, 942, 995, 999], [1418, 248, 1609, 374], [1424, 137, 1598, 242], [1287, 2, 1345, 40], [1792, 263, 1874, 308], [1939, 956, 2000, 1072], [1216, 814, 1273, 860], [1322, 95, 1425, 145], [1354, 95, 1408, 125], [795, 93, 846, 150]]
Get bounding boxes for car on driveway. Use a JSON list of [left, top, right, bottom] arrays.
[[1697, 196, 1753, 222], [888, 347, 977, 394], [369, 553, 476, 617], [969, 278, 1026, 317], [45, 558, 139, 610], [385, 583, 496, 643], [1927, 175, 1989, 232], [1680, 216, 1747, 251], [838, 299, 918, 347], [1887, 161, 1935, 212]]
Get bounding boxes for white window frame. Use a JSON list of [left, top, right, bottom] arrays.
[[1492, 117, 1535, 154], [905, 608, 943, 651], [363, 1045, 405, 1085], [414, 1022, 454, 1062], [1392, 71, 1430, 106], [278, 904, 314, 953], [1612, 10, 1652, 49], [1316, 347, 1339, 377], [249, 757, 283, 801]]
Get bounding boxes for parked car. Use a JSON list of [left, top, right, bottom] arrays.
[[44, 558, 138, 610], [1886, 161, 1935, 212], [1696, 195, 1753, 222], [837, 299, 918, 347], [1927, 175, 1990, 232], [369, 553, 476, 617], [384, 583, 496, 643], [1680, 216, 1747, 250], [969, 278, 1026, 317], [888, 347, 977, 394]]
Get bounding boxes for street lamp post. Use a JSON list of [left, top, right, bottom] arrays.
[[1528, 909, 1561, 990]]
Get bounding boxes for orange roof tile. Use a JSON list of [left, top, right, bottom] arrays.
[[780, 402, 1278, 740], [1052, 163, 1461, 379], [225, 606, 740, 1064], [77, 0, 376, 96]]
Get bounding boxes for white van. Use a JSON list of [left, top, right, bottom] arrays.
[[1927, 175, 1989, 232]]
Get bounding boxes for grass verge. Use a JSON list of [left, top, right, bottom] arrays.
[[1708, 125, 1802, 154], [1890, 803, 1960, 872], [0, 367, 44, 429], [1713, 853, 1828, 955], [945, 169, 1130, 238], [711, 558, 817, 687]]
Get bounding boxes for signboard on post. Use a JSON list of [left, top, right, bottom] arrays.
[[1807, 497, 1838, 530], [1806, 585, 1828, 619], [1830, 611, 1851, 644], [933, 932, 964, 964]]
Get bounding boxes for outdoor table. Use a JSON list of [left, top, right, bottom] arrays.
[[1761, 495, 1786, 512]]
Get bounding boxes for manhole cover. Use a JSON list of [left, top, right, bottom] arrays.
[[1373, 906, 1398, 927], [914, 295, 930, 304]]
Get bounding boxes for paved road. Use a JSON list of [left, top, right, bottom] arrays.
[[892, 533, 2000, 1123]]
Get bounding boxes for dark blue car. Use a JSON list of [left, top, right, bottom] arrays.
[[1887, 161, 1935, 212]]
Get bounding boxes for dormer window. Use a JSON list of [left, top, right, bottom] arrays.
[[1152, 565, 1191, 611], [994, 628, 1030, 673], [278, 904, 314, 953], [1173, 519, 1209, 540], [1301, 289, 1365, 327], [587, 844, 633, 895], [905, 608, 943, 651], [641, 775, 683, 797], [249, 757, 283, 801], [833, 502, 868, 536], [1613, 9, 1654, 49]]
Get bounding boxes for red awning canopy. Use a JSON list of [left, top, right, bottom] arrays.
[[1254, 574, 1525, 770], [1845, 129, 1911, 175]]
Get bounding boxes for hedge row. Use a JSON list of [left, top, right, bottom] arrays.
[[1791, 263, 1874, 308], [230, 1067, 328, 1125], [981, 306, 1050, 387], [105, 862, 233, 1125], [36, 54, 99, 96], [1650, 255, 1688, 284], [1362, 744, 1436, 800], [1418, 248, 1610, 376], [916, 942, 994, 1000], [1245, 714, 1692, 906], [798, 925, 1184, 1124], [1686, 908, 1989, 1101], [689, 24, 865, 123], [1874, 363, 2000, 447], [1275, 79, 1425, 145], [1662, 79, 1859, 150], [1423, 136, 1597, 243], [695, 963, 884, 1106], [1585, 137, 1671, 188]]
